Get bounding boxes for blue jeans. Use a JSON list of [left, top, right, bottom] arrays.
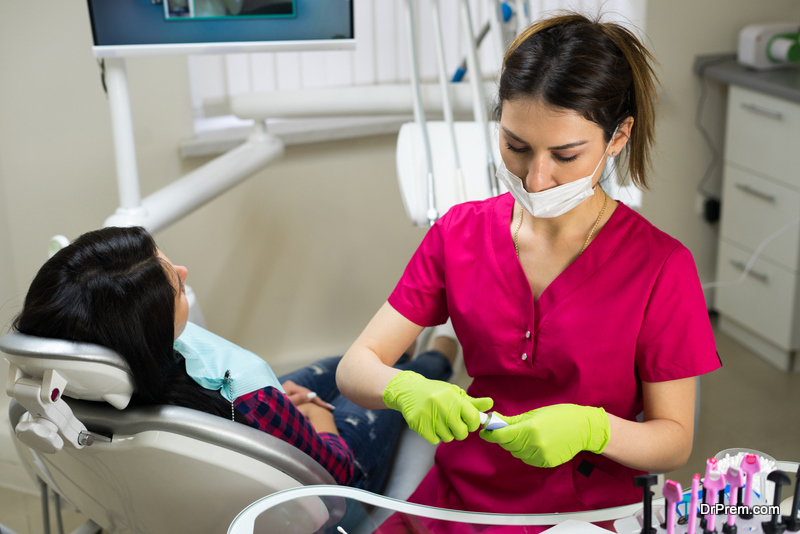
[[278, 350, 452, 493]]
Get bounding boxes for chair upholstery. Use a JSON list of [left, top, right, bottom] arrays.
[[3, 333, 342, 534]]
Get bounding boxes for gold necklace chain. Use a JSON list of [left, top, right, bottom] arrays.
[[580, 192, 607, 255], [513, 206, 524, 257], [514, 191, 608, 258]]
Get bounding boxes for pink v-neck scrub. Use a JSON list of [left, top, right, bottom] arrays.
[[387, 193, 720, 516]]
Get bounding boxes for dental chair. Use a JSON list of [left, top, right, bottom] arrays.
[[2, 332, 346, 534]]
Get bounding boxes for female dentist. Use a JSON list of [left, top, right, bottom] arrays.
[[336, 13, 720, 519]]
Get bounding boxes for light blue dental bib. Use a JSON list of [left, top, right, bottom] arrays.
[[174, 322, 284, 401]]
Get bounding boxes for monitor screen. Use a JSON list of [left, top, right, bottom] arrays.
[[87, 0, 354, 57]]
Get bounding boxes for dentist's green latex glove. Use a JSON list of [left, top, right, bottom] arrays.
[[479, 404, 610, 468], [383, 371, 493, 445]]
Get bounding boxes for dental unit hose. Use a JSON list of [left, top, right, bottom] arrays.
[[703, 215, 800, 290]]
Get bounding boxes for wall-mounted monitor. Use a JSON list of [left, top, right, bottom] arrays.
[[87, 0, 354, 57]]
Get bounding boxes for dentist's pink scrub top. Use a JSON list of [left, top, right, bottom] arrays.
[[386, 193, 720, 520]]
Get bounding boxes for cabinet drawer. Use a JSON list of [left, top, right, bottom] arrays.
[[725, 86, 800, 187], [720, 164, 800, 271], [715, 239, 799, 350]]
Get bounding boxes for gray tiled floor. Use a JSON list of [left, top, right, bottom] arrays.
[[0, 323, 797, 533], [0, 485, 88, 534]]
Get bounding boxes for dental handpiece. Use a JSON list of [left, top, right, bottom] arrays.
[[479, 412, 509, 431]]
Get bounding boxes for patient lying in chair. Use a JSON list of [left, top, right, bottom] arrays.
[[12, 226, 457, 493]]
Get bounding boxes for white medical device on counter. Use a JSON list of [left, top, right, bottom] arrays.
[[738, 23, 800, 70]]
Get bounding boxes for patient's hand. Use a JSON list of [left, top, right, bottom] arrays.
[[282, 380, 336, 411], [298, 403, 339, 435]]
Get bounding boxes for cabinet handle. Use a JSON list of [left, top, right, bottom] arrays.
[[741, 102, 784, 120], [735, 183, 776, 203], [729, 260, 769, 283]]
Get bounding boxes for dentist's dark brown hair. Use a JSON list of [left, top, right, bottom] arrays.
[[495, 13, 659, 189]]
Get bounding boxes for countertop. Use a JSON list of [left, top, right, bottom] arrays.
[[695, 53, 800, 103]]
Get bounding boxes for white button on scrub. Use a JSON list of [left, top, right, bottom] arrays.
[[522, 353, 527, 361], [526, 331, 531, 338]]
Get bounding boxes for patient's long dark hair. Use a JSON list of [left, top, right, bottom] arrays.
[[13, 226, 242, 421]]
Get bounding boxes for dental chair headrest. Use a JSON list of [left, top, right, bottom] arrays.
[[1, 332, 134, 409]]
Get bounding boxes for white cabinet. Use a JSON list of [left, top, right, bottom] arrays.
[[715, 85, 800, 372]]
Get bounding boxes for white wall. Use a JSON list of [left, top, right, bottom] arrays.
[[642, 0, 800, 303], [0, 1, 425, 368]]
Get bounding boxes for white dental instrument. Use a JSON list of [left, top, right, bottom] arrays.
[[725, 466, 745, 531], [704, 459, 726, 534], [459, 0, 500, 198], [431, 0, 466, 203], [404, 0, 438, 226], [479, 412, 509, 431]]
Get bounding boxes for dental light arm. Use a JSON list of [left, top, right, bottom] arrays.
[[101, 58, 284, 235]]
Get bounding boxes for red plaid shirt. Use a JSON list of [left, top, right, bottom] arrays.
[[233, 387, 354, 485]]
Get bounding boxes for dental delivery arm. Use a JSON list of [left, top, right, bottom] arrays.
[[337, 302, 492, 445]]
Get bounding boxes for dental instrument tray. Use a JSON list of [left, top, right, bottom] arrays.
[[614, 453, 800, 534]]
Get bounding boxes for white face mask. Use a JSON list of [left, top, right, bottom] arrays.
[[496, 126, 618, 218]]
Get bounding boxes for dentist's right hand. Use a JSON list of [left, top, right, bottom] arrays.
[[382, 370, 493, 444]]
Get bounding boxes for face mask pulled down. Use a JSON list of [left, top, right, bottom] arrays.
[[496, 127, 618, 218]]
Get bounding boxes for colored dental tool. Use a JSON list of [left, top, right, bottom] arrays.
[[635, 475, 658, 534], [705, 458, 726, 533], [740, 454, 762, 519], [479, 411, 508, 431], [785, 465, 800, 532], [663, 479, 683, 534], [763, 470, 791, 534], [724, 466, 745, 534], [689, 473, 701, 534]]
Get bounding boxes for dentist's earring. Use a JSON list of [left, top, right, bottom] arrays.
[[611, 152, 616, 156]]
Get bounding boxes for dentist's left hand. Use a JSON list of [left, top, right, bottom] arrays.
[[383, 370, 493, 444], [479, 404, 610, 468]]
